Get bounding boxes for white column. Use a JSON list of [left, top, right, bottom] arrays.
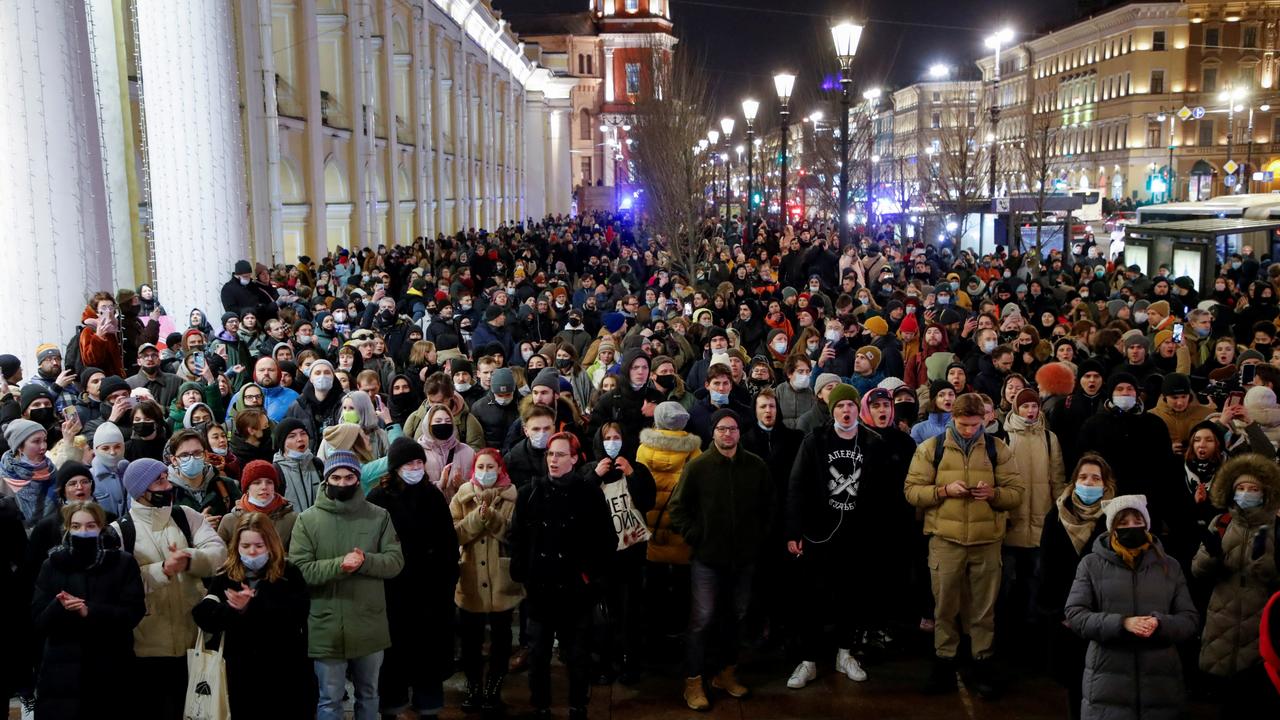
[[86, 0, 136, 290], [135, 0, 249, 322], [523, 92, 547, 220], [604, 47, 615, 102], [0, 0, 114, 367]]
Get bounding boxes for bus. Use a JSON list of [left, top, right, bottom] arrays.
[[1070, 190, 1104, 223], [1134, 193, 1280, 263]]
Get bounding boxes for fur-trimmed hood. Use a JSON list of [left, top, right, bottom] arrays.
[[1210, 452, 1280, 513], [639, 427, 701, 452]]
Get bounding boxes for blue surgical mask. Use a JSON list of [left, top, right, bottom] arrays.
[[603, 440, 622, 458], [1074, 484, 1104, 505], [286, 449, 308, 460], [710, 390, 729, 405], [529, 430, 550, 450], [1235, 490, 1264, 510], [240, 553, 269, 572], [70, 529, 100, 539], [982, 340, 998, 354], [1112, 395, 1137, 411], [1195, 326, 1211, 338], [179, 456, 205, 478], [475, 469, 499, 487]]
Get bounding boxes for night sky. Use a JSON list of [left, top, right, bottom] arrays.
[[498, 0, 1085, 114]]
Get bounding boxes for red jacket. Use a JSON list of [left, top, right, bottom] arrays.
[[78, 305, 124, 377], [1262, 590, 1280, 696]]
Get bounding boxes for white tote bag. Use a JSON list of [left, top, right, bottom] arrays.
[[184, 627, 230, 720], [603, 478, 652, 550]]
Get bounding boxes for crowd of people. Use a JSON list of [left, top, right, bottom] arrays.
[[2, 211, 1280, 720]]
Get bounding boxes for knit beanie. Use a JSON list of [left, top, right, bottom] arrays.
[[929, 379, 953, 403], [323, 450, 362, 479], [273, 417, 308, 451], [19, 385, 52, 413], [708, 408, 740, 433], [56, 461, 93, 500], [1161, 373, 1193, 397], [877, 376, 907, 392], [898, 312, 919, 334], [863, 315, 889, 337], [386, 436, 427, 479], [654, 401, 690, 431], [1103, 494, 1151, 531], [308, 359, 334, 377], [240, 459, 281, 493], [1147, 300, 1170, 317], [98, 376, 131, 401], [93, 422, 124, 448], [602, 312, 627, 333], [79, 366, 105, 389], [1014, 388, 1039, 409], [856, 345, 882, 372], [531, 368, 561, 392], [3, 419, 44, 452], [122, 457, 169, 499], [827, 383, 860, 411], [814, 372, 842, 395], [0, 354, 20, 380]]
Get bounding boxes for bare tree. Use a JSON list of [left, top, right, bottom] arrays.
[[1015, 111, 1062, 274], [628, 49, 714, 277], [930, 111, 987, 246]]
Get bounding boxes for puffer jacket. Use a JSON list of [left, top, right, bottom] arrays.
[[403, 398, 485, 451], [1148, 395, 1214, 448], [904, 429, 1026, 546], [110, 504, 227, 657], [1193, 453, 1280, 677], [636, 427, 701, 564], [450, 481, 524, 613], [1065, 536, 1199, 720], [1002, 412, 1066, 548], [288, 490, 405, 659], [772, 380, 816, 430]]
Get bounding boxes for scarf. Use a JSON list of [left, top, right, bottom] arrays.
[[1110, 532, 1152, 569], [90, 454, 130, 518], [236, 492, 288, 515], [1184, 458, 1219, 497], [946, 422, 983, 457], [1056, 488, 1107, 554], [1, 450, 56, 525]]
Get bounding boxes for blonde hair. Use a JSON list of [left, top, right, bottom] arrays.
[[222, 512, 287, 583]]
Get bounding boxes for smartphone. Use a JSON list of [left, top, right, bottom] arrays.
[[1171, 323, 1183, 344], [683, 302, 693, 316], [1242, 364, 1258, 385], [1227, 390, 1245, 407], [63, 407, 77, 423]]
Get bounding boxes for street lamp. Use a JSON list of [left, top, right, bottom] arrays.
[[831, 21, 864, 244], [985, 27, 1014, 198], [742, 98, 759, 228], [775, 72, 797, 223], [1220, 86, 1248, 191], [721, 117, 735, 232], [928, 63, 951, 79]]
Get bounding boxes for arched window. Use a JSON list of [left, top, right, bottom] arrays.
[[578, 55, 585, 74], [586, 54, 593, 75], [580, 109, 592, 140]]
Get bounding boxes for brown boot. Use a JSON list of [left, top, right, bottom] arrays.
[[683, 676, 710, 711], [711, 665, 749, 698]]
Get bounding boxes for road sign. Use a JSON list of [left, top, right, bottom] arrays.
[[994, 198, 1010, 213], [1225, 174, 1238, 187], [1192, 106, 1206, 119], [1224, 159, 1239, 175], [1257, 171, 1276, 182], [1176, 106, 1192, 121]]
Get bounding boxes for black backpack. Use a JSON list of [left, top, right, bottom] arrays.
[[63, 325, 85, 377], [930, 431, 1051, 472], [118, 505, 193, 554]]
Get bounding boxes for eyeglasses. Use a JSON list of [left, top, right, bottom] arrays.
[[713, 426, 740, 434], [174, 451, 204, 460]]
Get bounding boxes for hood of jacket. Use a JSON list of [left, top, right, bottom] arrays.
[[639, 427, 701, 453], [1210, 452, 1280, 514]]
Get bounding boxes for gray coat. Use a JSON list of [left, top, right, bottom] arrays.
[[772, 380, 816, 430], [1065, 536, 1199, 720]]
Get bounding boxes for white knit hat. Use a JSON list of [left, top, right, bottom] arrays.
[[93, 421, 124, 447], [1102, 494, 1150, 531]]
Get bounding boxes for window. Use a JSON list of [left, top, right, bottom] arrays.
[[1198, 118, 1215, 147], [1150, 69, 1164, 94], [1152, 31, 1166, 51], [579, 110, 592, 140], [967, 110, 976, 127], [1147, 121, 1162, 147], [1205, 27, 1220, 48], [930, 138, 940, 154], [625, 0, 639, 11], [932, 91, 941, 102], [586, 54, 593, 75], [580, 158, 593, 186], [1245, 25, 1259, 49], [577, 55, 585, 74], [624, 62, 641, 95], [1273, 116, 1280, 145], [931, 112, 941, 129], [1203, 67, 1218, 93], [1240, 65, 1256, 88]]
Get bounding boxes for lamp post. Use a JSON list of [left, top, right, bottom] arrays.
[[721, 117, 735, 235], [831, 20, 864, 247], [985, 28, 1014, 198], [742, 98, 759, 229], [774, 72, 796, 224], [707, 129, 720, 218], [1221, 86, 1247, 192]]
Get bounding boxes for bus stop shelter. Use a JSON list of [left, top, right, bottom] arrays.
[[1122, 218, 1280, 292]]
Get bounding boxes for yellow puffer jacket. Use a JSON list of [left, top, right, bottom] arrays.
[[1001, 413, 1066, 548], [112, 504, 227, 658], [450, 481, 524, 613], [637, 427, 702, 564], [904, 429, 1026, 546]]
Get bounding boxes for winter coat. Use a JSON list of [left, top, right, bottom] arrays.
[[773, 380, 816, 430], [904, 430, 1026, 546], [170, 466, 242, 520], [31, 544, 145, 720], [1065, 536, 1199, 720], [668, 446, 773, 567], [636, 427, 701, 564], [284, 385, 343, 451], [1050, 388, 1106, 472], [288, 490, 405, 659], [1148, 396, 1215, 448], [419, 434, 475, 503], [471, 392, 519, 448], [273, 451, 324, 513], [78, 306, 124, 378], [794, 401, 830, 435], [191, 564, 314, 719], [217, 501, 298, 549], [504, 438, 546, 489], [402, 399, 485, 451], [110, 504, 228, 657], [1076, 403, 1188, 534], [909, 411, 951, 444], [1038, 492, 1109, 688], [1193, 454, 1280, 677], [1002, 412, 1067, 548], [450, 481, 524, 613]]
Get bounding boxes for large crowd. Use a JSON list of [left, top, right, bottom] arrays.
[[2, 212, 1280, 720]]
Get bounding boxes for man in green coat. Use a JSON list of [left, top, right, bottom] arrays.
[[290, 450, 404, 720]]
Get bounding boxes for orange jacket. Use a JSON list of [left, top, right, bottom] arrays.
[[78, 305, 124, 377]]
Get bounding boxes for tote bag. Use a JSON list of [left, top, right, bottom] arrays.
[[184, 627, 230, 720], [603, 478, 651, 550]]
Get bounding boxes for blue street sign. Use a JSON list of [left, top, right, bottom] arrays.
[[1192, 106, 1206, 119], [1225, 174, 1237, 187]]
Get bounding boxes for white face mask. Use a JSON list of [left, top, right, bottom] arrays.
[[1112, 395, 1137, 411], [1134, 312, 1148, 324], [825, 330, 841, 343], [773, 340, 788, 354], [248, 493, 275, 508], [455, 382, 472, 393], [400, 467, 425, 485], [790, 373, 810, 390], [475, 469, 499, 487], [311, 375, 333, 392], [529, 430, 550, 450], [603, 439, 622, 458]]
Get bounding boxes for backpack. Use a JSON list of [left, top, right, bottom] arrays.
[[931, 432, 1000, 472], [63, 325, 85, 377], [118, 505, 193, 554]]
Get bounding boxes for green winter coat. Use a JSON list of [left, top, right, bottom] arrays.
[[289, 489, 405, 659], [668, 446, 773, 567]]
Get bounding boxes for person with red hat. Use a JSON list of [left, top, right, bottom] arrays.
[[217, 459, 297, 548]]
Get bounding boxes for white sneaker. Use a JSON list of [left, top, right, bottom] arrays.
[[836, 648, 868, 682], [787, 660, 818, 689]]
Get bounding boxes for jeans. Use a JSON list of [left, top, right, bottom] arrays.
[[314, 651, 383, 720], [686, 559, 754, 678], [460, 609, 514, 683], [794, 549, 860, 662], [527, 599, 592, 710]]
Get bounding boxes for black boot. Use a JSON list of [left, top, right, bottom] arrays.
[[481, 673, 506, 717], [461, 676, 484, 713], [964, 658, 1002, 700], [923, 657, 958, 695]]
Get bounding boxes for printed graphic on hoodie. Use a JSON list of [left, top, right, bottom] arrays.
[[825, 435, 863, 511]]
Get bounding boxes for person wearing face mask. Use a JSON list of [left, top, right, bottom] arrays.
[[289, 450, 405, 720], [167, 429, 242, 533], [283, 359, 343, 452], [30, 500, 145, 720], [1, 417, 58, 529], [194, 512, 314, 719], [1065, 494, 1198, 720], [1193, 454, 1280, 716], [114, 457, 228, 720], [417, 403, 475, 503], [472, 366, 520, 448], [272, 418, 324, 513], [366, 437, 460, 720], [773, 355, 816, 430], [24, 463, 119, 595], [89, 422, 130, 517], [217, 460, 297, 548], [221, 258, 278, 322], [451, 448, 524, 714], [588, 350, 662, 449]]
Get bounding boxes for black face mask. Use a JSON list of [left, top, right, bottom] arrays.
[[146, 488, 174, 507], [556, 358, 574, 371], [133, 421, 156, 438], [1115, 527, 1148, 549], [894, 401, 918, 425], [69, 534, 100, 565], [325, 482, 358, 501], [429, 423, 454, 440], [28, 407, 56, 427]]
